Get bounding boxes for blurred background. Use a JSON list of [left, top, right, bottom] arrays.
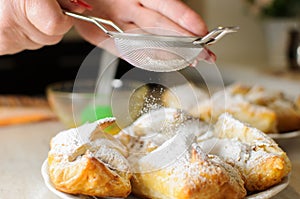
[[187, 0, 300, 68]]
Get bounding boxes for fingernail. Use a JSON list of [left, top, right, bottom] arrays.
[[70, 0, 93, 10]]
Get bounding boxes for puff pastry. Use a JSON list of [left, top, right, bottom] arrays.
[[47, 107, 291, 198], [198, 113, 291, 192], [122, 108, 290, 196], [234, 84, 300, 133], [48, 118, 132, 197], [190, 83, 300, 133], [117, 108, 246, 198], [125, 131, 246, 199]]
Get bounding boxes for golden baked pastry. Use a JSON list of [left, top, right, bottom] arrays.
[[132, 145, 246, 199], [47, 118, 132, 198], [47, 107, 291, 198], [198, 113, 291, 192], [116, 108, 246, 198], [236, 84, 300, 133], [122, 129, 246, 199], [190, 83, 300, 133], [190, 87, 277, 133], [117, 108, 246, 198], [295, 95, 300, 110], [121, 108, 290, 196]]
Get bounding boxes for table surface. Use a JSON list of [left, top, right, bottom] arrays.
[[0, 120, 299, 199]]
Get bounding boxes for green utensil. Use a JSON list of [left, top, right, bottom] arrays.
[[81, 105, 113, 123]]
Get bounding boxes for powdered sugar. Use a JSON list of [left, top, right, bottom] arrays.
[[145, 143, 246, 196], [120, 108, 209, 172], [215, 113, 277, 146], [49, 118, 130, 172], [135, 131, 196, 172], [198, 137, 274, 173]]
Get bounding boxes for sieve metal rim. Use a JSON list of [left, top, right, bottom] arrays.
[[108, 32, 204, 48]]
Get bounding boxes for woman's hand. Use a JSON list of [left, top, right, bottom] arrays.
[[0, 0, 212, 63], [74, 0, 208, 46], [0, 0, 84, 55]]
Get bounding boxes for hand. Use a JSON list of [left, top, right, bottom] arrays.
[[74, 0, 208, 46], [0, 0, 83, 55]]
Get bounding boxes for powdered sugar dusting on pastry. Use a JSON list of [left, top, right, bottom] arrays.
[[88, 145, 130, 171], [123, 108, 246, 197], [119, 108, 209, 172], [49, 118, 130, 172], [48, 106, 291, 198], [50, 121, 98, 155], [135, 131, 196, 172], [149, 144, 246, 197], [198, 137, 273, 172], [130, 107, 195, 138], [211, 113, 291, 191], [215, 113, 277, 146]]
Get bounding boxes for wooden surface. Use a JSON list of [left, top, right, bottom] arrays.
[[0, 120, 299, 199], [0, 95, 57, 126]]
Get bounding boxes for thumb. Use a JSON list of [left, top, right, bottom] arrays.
[[25, 0, 74, 36]]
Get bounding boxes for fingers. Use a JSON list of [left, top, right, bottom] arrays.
[[139, 0, 207, 36], [25, 0, 73, 36], [21, 0, 71, 46], [0, 0, 78, 55], [192, 48, 216, 66], [57, 0, 87, 13], [130, 5, 193, 36], [73, 0, 213, 60], [23, 0, 78, 46], [23, 28, 64, 46], [74, 20, 140, 56], [74, 21, 106, 45], [207, 49, 217, 62], [0, 29, 43, 55]]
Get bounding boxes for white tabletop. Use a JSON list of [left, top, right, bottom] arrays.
[[0, 121, 64, 199], [0, 120, 299, 199]]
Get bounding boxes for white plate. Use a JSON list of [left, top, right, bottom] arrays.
[[268, 130, 300, 140], [41, 160, 289, 199]]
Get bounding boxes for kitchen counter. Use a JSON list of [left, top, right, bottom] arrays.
[[0, 119, 299, 199], [0, 121, 63, 199]]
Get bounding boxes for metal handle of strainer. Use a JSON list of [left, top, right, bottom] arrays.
[[63, 10, 123, 35], [193, 26, 240, 46]]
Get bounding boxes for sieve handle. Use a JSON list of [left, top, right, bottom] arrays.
[[193, 26, 239, 45], [63, 10, 124, 35]]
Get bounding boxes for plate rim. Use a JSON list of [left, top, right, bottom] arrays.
[[41, 160, 80, 199], [245, 174, 290, 199], [41, 159, 290, 199], [268, 130, 300, 139]]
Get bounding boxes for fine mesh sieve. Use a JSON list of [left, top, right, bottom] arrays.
[[110, 32, 204, 72], [64, 11, 238, 72]]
